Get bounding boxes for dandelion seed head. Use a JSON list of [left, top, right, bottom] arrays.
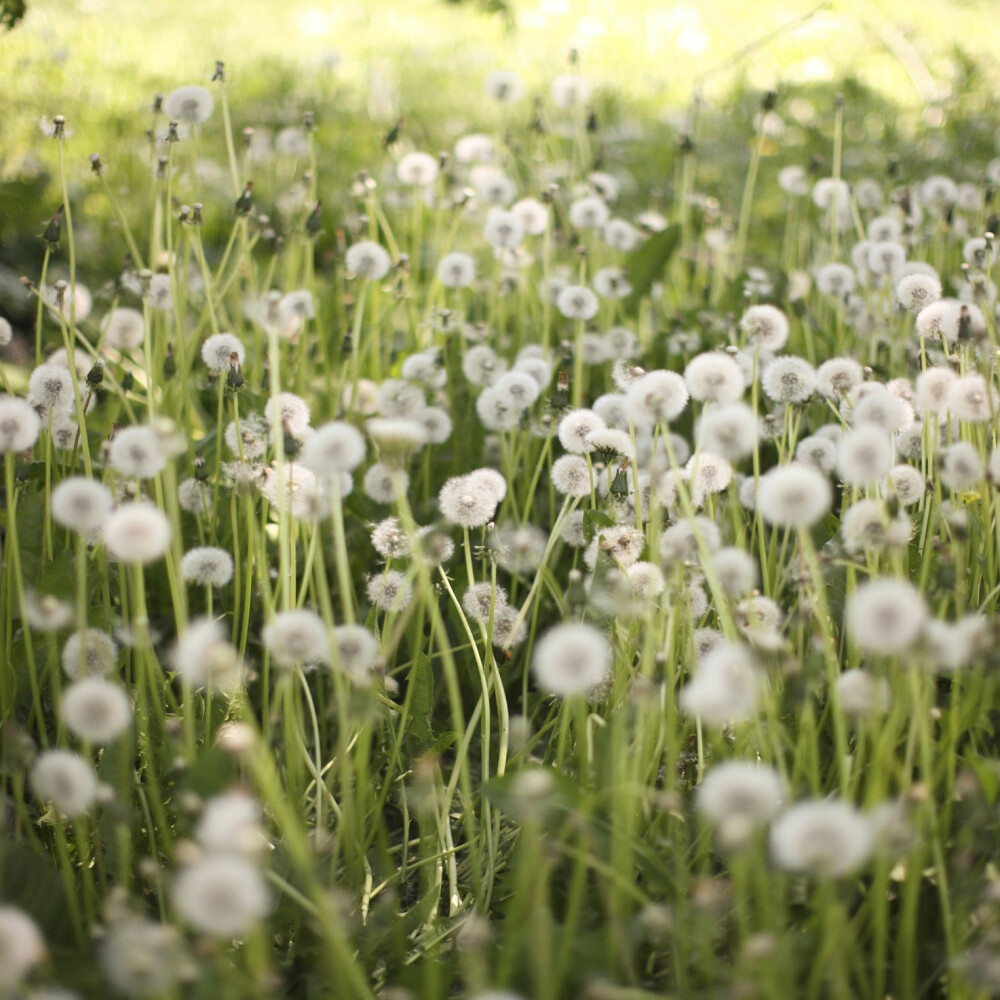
[[684, 352, 745, 404], [181, 546, 234, 587], [556, 284, 599, 320], [770, 800, 873, 878], [103, 502, 171, 564], [658, 516, 721, 567], [397, 151, 439, 186], [697, 761, 785, 848], [949, 373, 995, 422], [365, 569, 412, 612], [51, 477, 113, 534], [31, 749, 99, 816], [101, 307, 145, 352], [438, 473, 500, 527], [262, 609, 330, 669], [267, 392, 311, 438], [777, 165, 809, 196], [484, 69, 525, 103], [627, 370, 689, 427], [173, 618, 243, 693], [841, 499, 911, 555], [680, 641, 761, 727], [301, 421, 366, 476], [756, 464, 831, 527], [940, 441, 984, 491], [436, 252, 476, 289], [61, 677, 132, 744], [815, 263, 856, 298], [164, 85, 214, 124], [363, 462, 404, 504], [739, 304, 789, 351], [838, 426, 895, 486], [101, 917, 184, 999], [761, 356, 817, 404], [896, 272, 942, 313], [27, 363, 75, 415], [713, 547, 758, 597], [0, 907, 46, 991], [847, 577, 927, 655], [551, 454, 592, 497], [108, 426, 168, 479], [201, 332, 245, 372], [568, 195, 610, 231], [172, 855, 270, 938], [482, 210, 524, 249], [532, 622, 611, 698]]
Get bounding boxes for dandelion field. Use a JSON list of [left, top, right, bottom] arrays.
[[5, 8, 1000, 997]]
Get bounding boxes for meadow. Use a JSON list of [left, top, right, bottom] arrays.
[[3, 2, 1000, 998]]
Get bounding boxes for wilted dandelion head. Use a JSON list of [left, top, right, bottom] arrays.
[[262, 609, 330, 669], [345, 240, 392, 280], [181, 546, 234, 587], [164, 85, 214, 124], [201, 332, 245, 372], [103, 503, 171, 564], [761, 356, 817, 404], [770, 800, 873, 878], [172, 855, 270, 938], [846, 577, 927, 655], [532, 622, 612, 698], [31, 749, 99, 816], [756, 464, 831, 527], [739, 304, 789, 351], [61, 677, 132, 744]]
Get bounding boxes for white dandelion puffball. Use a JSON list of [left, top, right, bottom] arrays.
[[837, 426, 894, 486], [756, 464, 831, 527], [697, 761, 785, 846], [558, 408, 606, 454], [164, 85, 214, 124], [31, 749, 99, 816], [556, 284, 599, 320], [301, 421, 366, 476], [61, 677, 133, 744], [835, 669, 890, 718], [51, 476, 113, 534], [397, 151, 439, 186], [532, 623, 612, 698], [0, 396, 41, 453], [173, 618, 243, 693], [436, 252, 476, 289], [196, 791, 266, 857], [484, 69, 525, 103], [332, 624, 380, 678], [684, 352, 745, 404], [511, 197, 549, 235], [62, 628, 118, 679], [846, 578, 927, 656], [172, 855, 270, 938], [345, 240, 391, 280], [101, 918, 184, 999], [201, 332, 245, 372], [103, 503, 171, 564], [483, 210, 524, 249], [0, 907, 46, 992], [627, 370, 689, 426], [438, 473, 500, 527], [0, 316, 11, 347], [740, 304, 789, 351], [568, 196, 610, 231], [680, 642, 761, 727], [262, 609, 330, 669], [107, 425, 168, 479], [101, 307, 145, 352], [181, 546, 235, 587], [770, 800, 874, 878]]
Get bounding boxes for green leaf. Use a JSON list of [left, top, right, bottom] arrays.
[[582, 508, 615, 545], [622, 223, 681, 315], [405, 651, 435, 750]]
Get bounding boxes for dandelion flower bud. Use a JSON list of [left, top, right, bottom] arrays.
[[740, 304, 789, 351], [103, 502, 171, 564], [181, 546, 234, 587], [680, 641, 762, 727], [164, 84, 214, 124], [684, 352, 745, 404], [756, 464, 831, 527], [770, 800, 873, 878], [846, 577, 926, 655], [51, 476, 113, 534], [61, 677, 133, 744], [532, 622, 612, 698], [108, 426, 168, 479], [101, 307, 145, 352], [201, 332, 245, 372], [0, 906, 46, 992], [172, 855, 270, 938], [345, 240, 391, 280], [396, 151, 438, 186], [31, 749, 99, 816]]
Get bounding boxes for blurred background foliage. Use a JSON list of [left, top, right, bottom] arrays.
[[1, 0, 999, 342]]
